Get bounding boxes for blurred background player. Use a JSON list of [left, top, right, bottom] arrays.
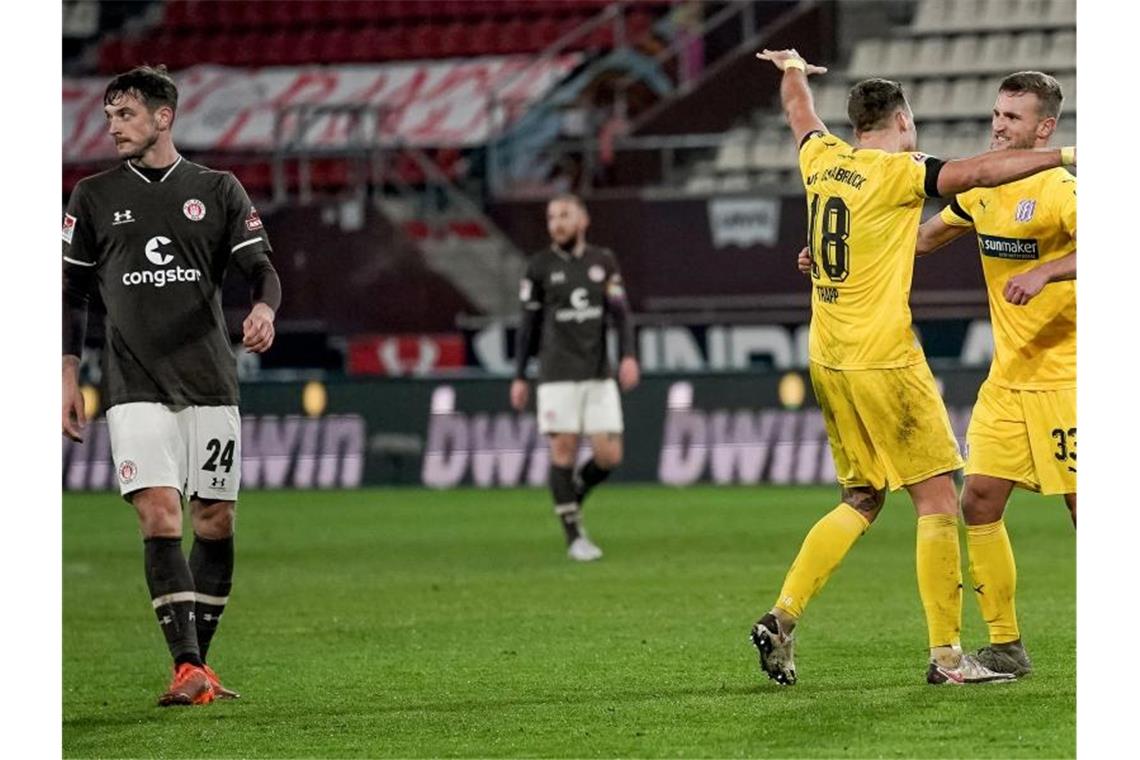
[[62, 65, 281, 705], [912, 71, 1076, 678], [749, 49, 1074, 686], [510, 194, 639, 561]]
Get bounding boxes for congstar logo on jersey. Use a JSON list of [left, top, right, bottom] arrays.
[[121, 236, 203, 288], [554, 287, 603, 323], [977, 234, 1040, 261]]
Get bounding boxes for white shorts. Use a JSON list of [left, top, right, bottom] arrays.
[[107, 402, 242, 501], [536, 379, 624, 435]]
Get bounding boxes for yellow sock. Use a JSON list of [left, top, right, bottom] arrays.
[[916, 514, 962, 649], [966, 520, 1020, 644], [774, 504, 870, 619]]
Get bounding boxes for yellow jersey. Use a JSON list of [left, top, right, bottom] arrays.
[[940, 168, 1076, 390], [799, 132, 943, 369]]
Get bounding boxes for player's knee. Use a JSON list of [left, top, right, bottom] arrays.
[[131, 488, 183, 538], [843, 487, 885, 522], [961, 481, 1004, 525], [193, 500, 236, 539], [548, 435, 579, 467], [595, 439, 623, 469]]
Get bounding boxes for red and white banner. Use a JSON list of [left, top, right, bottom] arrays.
[[63, 56, 579, 162], [347, 333, 467, 377]]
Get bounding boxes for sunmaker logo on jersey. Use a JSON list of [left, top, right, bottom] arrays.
[[122, 236, 203, 288], [977, 234, 1039, 260]]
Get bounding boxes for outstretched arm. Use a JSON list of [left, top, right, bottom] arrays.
[[936, 146, 1075, 197], [756, 49, 828, 145], [916, 214, 970, 256]]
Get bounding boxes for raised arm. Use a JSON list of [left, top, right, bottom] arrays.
[[936, 146, 1075, 197], [756, 49, 828, 145]]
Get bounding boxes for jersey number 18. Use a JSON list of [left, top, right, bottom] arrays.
[[808, 193, 851, 282]]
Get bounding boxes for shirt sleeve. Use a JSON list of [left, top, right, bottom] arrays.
[[62, 181, 98, 269], [798, 130, 836, 180], [939, 193, 976, 228], [223, 173, 272, 257], [602, 251, 636, 360], [883, 152, 946, 205], [519, 255, 544, 312]]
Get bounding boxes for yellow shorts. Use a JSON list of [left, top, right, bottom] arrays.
[[811, 361, 964, 492], [965, 380, 1076, 495]]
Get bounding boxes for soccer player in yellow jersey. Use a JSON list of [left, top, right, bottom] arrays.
[[749, 49, 1075, 686], [913, 72, 1076, 679]]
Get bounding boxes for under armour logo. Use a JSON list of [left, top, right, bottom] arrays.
[[112, 209, 134, 225], [211, 477, 226, 489]]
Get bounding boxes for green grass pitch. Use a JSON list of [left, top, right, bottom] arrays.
[[63, 485, 1075, 758]]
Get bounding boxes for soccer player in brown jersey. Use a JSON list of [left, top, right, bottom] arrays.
[[62, 66, 281, 706], [510, 195, 639, 561]]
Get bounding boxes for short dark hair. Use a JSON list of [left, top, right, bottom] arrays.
[[104, 65, 178, 113], [847, 78, 909, 133], [998, 71, 1063, 119]]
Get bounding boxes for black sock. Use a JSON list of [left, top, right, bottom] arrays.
[[576, 458, 612, 503], [188, 534, 234, 663], [144, 537, 202, 667], [550, 464, 582, 544]]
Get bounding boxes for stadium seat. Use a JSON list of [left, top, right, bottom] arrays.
[[848, 39, 885, 78], [977, 33, 1015, 73], [163, 0, 191, 30], [462, 20, 497, 57], [437, 22, 466, 59], [317, 28, 353, 66], [529, 16, 563, 52], [881, 39, 916, 79], [1048, 30, 1076, 69], [1005, 0, 1048, 28], [1047, 0, 1077, 25], [1012, 31, 1049, 70], [916, 122, 949, 157], [718, 173, 750, 193], [947, 78, 983, 118], [180, 0, 211, 31], [714, 136, 749, 174], [945, 0, 988, 32], [683, 173, 717, 195], [912, 36, 949, 76], [295, 0, 326, 26], [217, 1, 246, 31], [814, 83, 848, 123], [408, 24, 444, 59], [946, 35, 982, 75], [311, 159, 352, 191], [911, 0, 950, 32], [98, 37, 126, 73], [497, 19, 530, 54], [912, 80, 950, 120]]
